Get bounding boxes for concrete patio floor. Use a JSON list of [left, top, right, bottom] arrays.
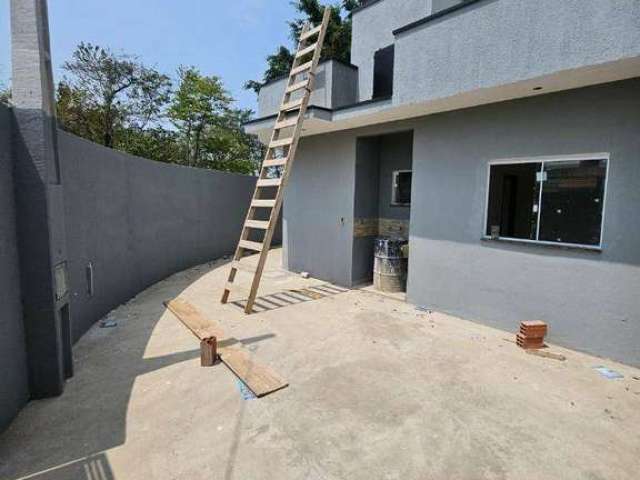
[[1, 248, 639, 480]]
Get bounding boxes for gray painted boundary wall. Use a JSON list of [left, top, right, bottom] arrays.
[[0, 104, 29, 431], [284, 79, 640, 366], [59, 131, 257, 341]]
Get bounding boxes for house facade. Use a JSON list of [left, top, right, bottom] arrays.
[[245, 0, 640, 366]]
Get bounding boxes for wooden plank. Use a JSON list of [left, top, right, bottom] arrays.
[[251, 199, 276, 208], [263, 157, 287, 168], [269, 137, 294, 149], [257, 178, 282, 188], [165, 298, 288, 396], [274, 116, 299, 129], [219, 346, 288, 397], [290, 61, 313, 77], [245, 220, 269, 230], [164, 298, 224, 340], [526, 349, 566, 361], [280, 98, 304, 112], [295, 43, 317, 58], [300, 24, 321, 40], [285, 80, 309, 95], [239, 240, 263, 252]]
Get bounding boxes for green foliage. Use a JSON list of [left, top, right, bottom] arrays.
[[244, 46, 295, 93], [0, 87, 11, 106], [245, 0, 364, 93], [56, 44, 262, 174], [169, 67, 263, 172], [116, 127, 182, 164], [60, 42, 171, 148]]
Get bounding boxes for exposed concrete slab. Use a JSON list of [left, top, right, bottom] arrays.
[[1, 249, 639, 480]]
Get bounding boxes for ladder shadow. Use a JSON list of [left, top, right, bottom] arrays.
[[230, 283, 349, 314]]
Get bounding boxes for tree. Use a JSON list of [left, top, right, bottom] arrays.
[[244, 46, 295, 94], [56, 82, 102, 143], [245, 0, 364, 93], [59, 42, 171, 148], [0, 87, 10, 106], [169, 67, 263, 173]]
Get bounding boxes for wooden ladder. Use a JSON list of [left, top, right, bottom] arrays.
[[221, 8, 331, 314]]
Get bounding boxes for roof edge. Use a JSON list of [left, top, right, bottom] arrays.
[[393, 0, 484, 36]]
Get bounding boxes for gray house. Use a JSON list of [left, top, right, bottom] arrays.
[[245, 0, 640, 366]]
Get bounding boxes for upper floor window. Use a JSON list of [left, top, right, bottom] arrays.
[[373, 45, 394, 99], [485, 155, 609, 248]]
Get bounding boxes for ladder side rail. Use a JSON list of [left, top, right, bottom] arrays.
[[242, 9, 331, 313]]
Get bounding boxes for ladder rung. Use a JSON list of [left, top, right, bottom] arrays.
[[286, 80, 310, 94], [239, 240, 263, 252], [281, 98, 304, 112], [300, 25, 322, 41], [290, 61, 313, 77], [274, 117, 299, 130], [269, 137, 294, 149], [245, 220, 269, 230], [257, 178, 282, 188], [296, 43, 317, 58], [251, 199, 276, 208], [231, 261, 256, 273], [263, 157, 288, 168]]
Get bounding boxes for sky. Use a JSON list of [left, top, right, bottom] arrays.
[[0, 0, 299, 112]]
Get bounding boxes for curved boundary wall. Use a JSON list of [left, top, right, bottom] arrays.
[[59, 131, 262, 342]]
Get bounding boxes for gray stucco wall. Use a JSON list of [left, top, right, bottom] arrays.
[[257, 61, 358, 118], [0, 105, 29, 431], [378, 131, 412, 221], [284, 78, 640, 366], [408, 79, 640, 366], [59, 132, 257, 341], [283, 133, 356, 286], [353, 136, 380, 284], [352, 0, 429, 102], [394, 0, 640, 106]]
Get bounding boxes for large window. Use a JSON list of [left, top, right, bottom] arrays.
[[485, 155, 609, 248]]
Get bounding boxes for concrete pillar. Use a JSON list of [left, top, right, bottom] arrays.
[[10, 0, 72, 399]]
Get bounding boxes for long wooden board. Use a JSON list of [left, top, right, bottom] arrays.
[[165, 298, 225, 340], [219, 346, 289, 397], [164, 298, 288, 397]]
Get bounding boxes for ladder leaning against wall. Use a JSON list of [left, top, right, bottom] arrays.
[[221, 8, 331, 314]]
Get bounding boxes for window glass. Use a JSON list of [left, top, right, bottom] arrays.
[[538, 159, 607, 246], [486, 158, 608, 247], [373, 45, 394, 99], [392, 171, 412, 205], [486, 163, 540, 239]]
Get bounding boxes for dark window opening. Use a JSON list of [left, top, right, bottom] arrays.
[[486, 158, 608, 247], [392, 170, 412, 206], [373, 45, 394, 99]]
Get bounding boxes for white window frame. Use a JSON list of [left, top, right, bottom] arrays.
[[482, 153, 610, 250], [391, 170, 412, 206]]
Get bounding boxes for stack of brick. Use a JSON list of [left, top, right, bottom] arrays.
[[516, 321, 548, 349]]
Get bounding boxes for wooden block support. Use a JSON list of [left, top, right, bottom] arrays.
[[201, 337, 218, 367]]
